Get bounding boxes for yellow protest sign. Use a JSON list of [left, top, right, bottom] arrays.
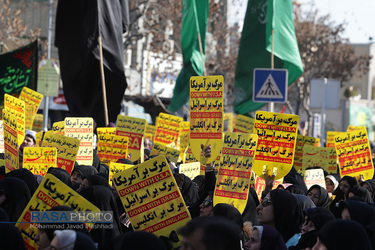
[[52, 121, 65, 135], [36, 131, 43, 146], [116, 115, 146, 162], [23, 147, 57, 176], [146, 124, 156, 142], [249, 171, 283, 201], [16, 174, 100, 250], [294, 135, 320, 171], [179, 121, 190, 157], [347, 125, 367, 132], [303, 169, 326, 190], [0, 120, 4, 153], [32, 114, 43, 132], [3, 109, 19, 172], [109, 162, 133, 185], [41, 131, 80, 174], [302, 145, 337, 174], [327, 131, 344, 148], [97, 134, 128, 164], [113, 156, 191, 241], [155, 113, 182, 146], [65, 117, 94, 165], [190, 75, 224, 164], [335, 129, 374, 179], [19, 87, 43, 130], [183, 147, 205, 175], [214, 132, 258, 213], [223, 113, 233, 132], [4, 94, 25, 146], [179, 162, 201, 180], [151, 142, 181, 163], [253, 111, 299, 180], [233, 114, 254, 133], [97, 127, 116, 135]]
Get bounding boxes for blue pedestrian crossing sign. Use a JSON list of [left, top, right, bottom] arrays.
[[253, 68, 288, 103]]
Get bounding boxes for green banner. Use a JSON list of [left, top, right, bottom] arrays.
[[0, 40, 38, 103]]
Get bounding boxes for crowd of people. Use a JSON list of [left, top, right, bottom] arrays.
[[0, 129, 375, 250]]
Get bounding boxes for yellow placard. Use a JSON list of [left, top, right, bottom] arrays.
[[253, 111, 299, 179], [16, 174, 100, 250], [97, 134, 128, 164], [65, 117, 94, 166], [327, 131, 344, 148], [302, 145, 337, 174], [0, 120, 4, 153], [3, 109, 19, 172], [223, 113, 233, 132], [294, 135, 320, 171], [183, 147, 205, 175], [19, 87, 43, 130], [41, 131, 80, 175], [179, 121, 190, 157], [151, 142, 181, 163], [303, 169, 326, 190], [347, 125, 367, 132], [52, 121, 65, 135], [190, 75, 224, 164], [146, 124, 156, 142], [233, 114, 254, 133], [23, 147, 57, 176], [155, 113, 182, 146], [179, 162, 201, 180], [249, 171, 283, 201], [32, 114, 43, 132], [113, 156, 191, 241], [109, 162, 133, 185], [97, 127, 116, 135], [335, 129, 374, 179], [116, 115, 146, 162], [214, 132, 258, 213], [4, 94, 25, 146], [36, 131, 43, 146]]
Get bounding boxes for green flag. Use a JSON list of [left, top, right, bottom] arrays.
[[233, 0, 303, 114], [168, 0, 209, 113]]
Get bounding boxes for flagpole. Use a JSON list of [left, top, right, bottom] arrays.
[[269, 29, 275, 112], [197, 32, 206, 76], [98, 36, 109, 126]]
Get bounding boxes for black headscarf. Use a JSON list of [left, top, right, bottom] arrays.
[[192, 175, 205, 202], [340, 176, 358, 188], [339, 200, 375, 228], [304, 207, 335, 231], [269, 189, 303, 243], [73, 231, 99, 250], [71, 165, 98, 179], [257, 225, 287, 250], [284, 168, 308, 193], [361, 179, 375, 201], [286, 184, 306, 195], [79, 185, 122, 249], [87, 174, 110, 188], [318, 220, 372, 250], [294, 194, 316, 210], [0, 177, 31, 222], [47, 167, 72, 187], [347, 186, 373, 203], [308, 184, 330, 208], [6, 169, 39, 195], [242, 188, 259, 225], [212, 203, 244, 230], [0, 223, 26, 249]]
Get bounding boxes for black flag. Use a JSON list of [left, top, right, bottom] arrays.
[[55, 0, 129, 127]]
